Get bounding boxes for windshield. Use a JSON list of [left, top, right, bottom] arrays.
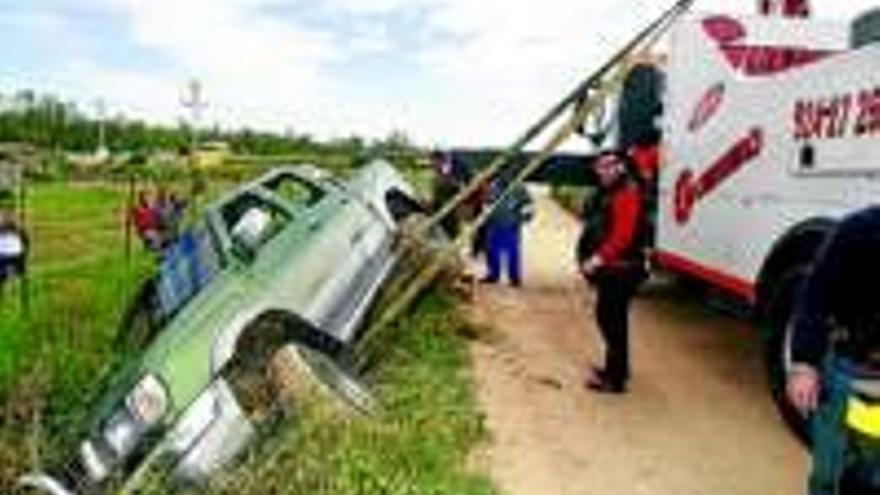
[[154, 223, 221, 320]]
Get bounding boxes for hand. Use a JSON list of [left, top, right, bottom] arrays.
[[580, 255, 602, 277], [787, 366, 820, 416]]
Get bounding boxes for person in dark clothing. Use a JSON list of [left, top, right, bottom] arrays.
[[430, 150, 462, 238], [578, 151, 647, 394], [156, 189, 188, 245], [788, 206, 880, 494], [465, 179, 490, 258], [482, 174, 533, 287], [0, 206, 27, 289]]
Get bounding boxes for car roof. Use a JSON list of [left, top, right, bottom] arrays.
[[204, 164, 332, 214]]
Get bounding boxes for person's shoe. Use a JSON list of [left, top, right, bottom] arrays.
[[510, 279, 522, 288], [479, 277, 498, 284], [589, 366, 608, 381], [586, 377, 626, 394]]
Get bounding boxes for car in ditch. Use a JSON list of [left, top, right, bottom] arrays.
[[19, 160, 428, 495]]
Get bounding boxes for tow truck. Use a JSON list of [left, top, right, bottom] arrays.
[[419, 0, 880, 441], [653, 0, 880, 439]]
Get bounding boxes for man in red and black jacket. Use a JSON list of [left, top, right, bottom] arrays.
[[577, 151, 648, 394]]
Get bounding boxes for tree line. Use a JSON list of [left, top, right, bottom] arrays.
[[0, 90, 419, 159]]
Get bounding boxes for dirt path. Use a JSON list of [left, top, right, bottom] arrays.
[[466, 189, 808, 495]]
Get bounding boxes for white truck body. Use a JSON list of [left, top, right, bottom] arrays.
[[655, 11, 880, 303]]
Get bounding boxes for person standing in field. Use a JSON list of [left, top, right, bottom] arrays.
[[156, 188, 188, 245], [0, 204, 28, 290], [131, 190, 162, 254], [577, 151, 648, 394]]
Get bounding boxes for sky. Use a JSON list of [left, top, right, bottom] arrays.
[[0, 0, 875, 147]]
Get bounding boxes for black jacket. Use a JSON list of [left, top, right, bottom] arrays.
[[791, 206, 880, 368]]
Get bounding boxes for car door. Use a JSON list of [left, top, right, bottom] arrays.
[[220, 188, 335, 324], [259, 172, 371, 339]]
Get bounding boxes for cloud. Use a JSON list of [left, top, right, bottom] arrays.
[[116, 0, 339, 119], [400, 0, 879, 147], [4, 0, 879, 147], [408, 0, 664, 147]]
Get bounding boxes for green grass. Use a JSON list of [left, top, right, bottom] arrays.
[[0, 182, 139, 391], [0, 181, 156, 486]]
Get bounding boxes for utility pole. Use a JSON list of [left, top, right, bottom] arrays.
[[94, 98, 108, 160], [180, 79, 208, 159]]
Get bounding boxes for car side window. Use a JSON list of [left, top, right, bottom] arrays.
[[263, 174, 326, 210], [222, 194, 291, 256]]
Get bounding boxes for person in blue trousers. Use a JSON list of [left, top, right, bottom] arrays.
[[481, 175, 533, 287]]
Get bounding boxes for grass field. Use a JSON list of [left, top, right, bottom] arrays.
[[0, 181, 158, 485], [0, 169, 495, 494]]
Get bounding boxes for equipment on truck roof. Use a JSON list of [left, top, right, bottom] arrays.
[[852, 8, 880, 48]]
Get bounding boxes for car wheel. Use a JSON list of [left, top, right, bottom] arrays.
[[763, 264, 811, 445], [224, 344, 287, 432], [225, 336, 374, 433]]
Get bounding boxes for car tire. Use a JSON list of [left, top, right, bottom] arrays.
[[224, 341, 288, 433], [225, 325, 374, 433], [763, 264, 811, 445]]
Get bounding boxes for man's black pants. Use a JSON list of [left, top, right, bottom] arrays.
[[594, 271, 640, 386], [0, 255, 25, 284]]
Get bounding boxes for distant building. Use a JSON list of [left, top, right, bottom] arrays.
[[193, 141, 231, 169]]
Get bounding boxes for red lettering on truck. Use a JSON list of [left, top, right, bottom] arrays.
[[674, 128, 764, 224], [794, 86, 880, 140], [689, 83, 726, 133]]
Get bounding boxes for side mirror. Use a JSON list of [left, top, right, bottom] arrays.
[[230, 207, 271, 262]]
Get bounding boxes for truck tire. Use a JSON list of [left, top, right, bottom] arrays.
[[225, 321, 374, 434], [763, 265, 811, 445]]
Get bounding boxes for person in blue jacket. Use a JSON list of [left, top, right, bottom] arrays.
[[481, 172, 533, 287]]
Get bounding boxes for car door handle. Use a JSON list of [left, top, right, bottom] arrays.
[[350, 229, 365, 245]]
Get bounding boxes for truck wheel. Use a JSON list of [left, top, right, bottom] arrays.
[[225, 335, 374, 434], [224, 342, 288, 432], [763, 265, 811, 445]]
